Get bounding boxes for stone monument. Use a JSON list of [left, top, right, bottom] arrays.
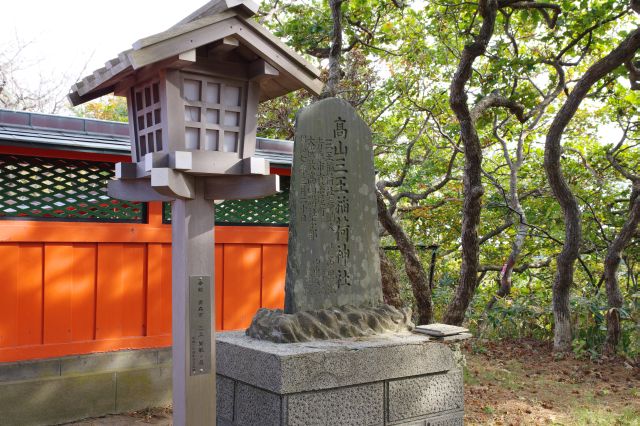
[[216, 99, 466, 425], [246, 98, 412, 342], [285, 98, 383, 312]]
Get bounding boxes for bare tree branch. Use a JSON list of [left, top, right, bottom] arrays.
[[479, 257, 551, 273], [607, 125, 640, 183], [321, 0, 345, 98], [554, 10, 628, 63], [470, 92, 527, 123], [498, 0, 561, 28]]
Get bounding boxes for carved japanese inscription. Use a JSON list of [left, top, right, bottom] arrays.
[[284, 98, 383, 313], [189, 275, 212, 376]]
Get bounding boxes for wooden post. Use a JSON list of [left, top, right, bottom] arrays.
[[171, 179, 216, 426]]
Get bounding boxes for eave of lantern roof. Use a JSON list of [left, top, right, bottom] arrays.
[[68, 3, 322, 107]]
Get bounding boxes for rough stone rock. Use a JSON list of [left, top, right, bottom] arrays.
[[246, 304, 414, 343]]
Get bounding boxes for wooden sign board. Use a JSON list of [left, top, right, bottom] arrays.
[[189, 275, 212, 376]]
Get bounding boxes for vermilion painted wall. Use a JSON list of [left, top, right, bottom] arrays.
[[0, 203, 288, 363], [0, 148, 290, 363]]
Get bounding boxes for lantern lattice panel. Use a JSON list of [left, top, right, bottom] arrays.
[[182, 73, 245, 154], [0, 155, 145, 222], [133, 80, 163, 160]]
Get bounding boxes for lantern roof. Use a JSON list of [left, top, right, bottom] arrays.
[[68, 0, 323, 106]]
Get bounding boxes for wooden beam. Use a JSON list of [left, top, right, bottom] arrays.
[[126, 90, 140, 162], [151, 168, 195, 199], [129, 21, 238, 70], [249, 59, 280, 81], [241, 18, 321, 78], [178, 49, 197, 65], [170, 151, 194, 171], [204, 174, 279, 200], [113, 56, 192, 98], [178, 151, 243, 175], [135, 11, 236, 50], [154, 153, 271, 176], [118, 159, 152, 179], [115, 162, 138, 179], [68, 85, 118, 107], [67, 91, 82, 108], [144, 152, 170, 172], [229, 22, 324, 96], [242, 157, 270, 175], [183, 59, 248, 80], [208, 37, 240, 55], [173, 0, 258, 27], [164, 70, 187, 153], [107, 180, 175, 202], [242, 81, 259, 159]]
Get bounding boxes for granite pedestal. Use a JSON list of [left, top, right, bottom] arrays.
[[216, 331, 464, 426]]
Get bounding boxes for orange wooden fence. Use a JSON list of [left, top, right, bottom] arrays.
[[0, 202, 288, 363]]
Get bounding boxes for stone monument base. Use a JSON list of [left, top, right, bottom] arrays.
[[216, 331, 465, 426], [246, 304, 414, 343]]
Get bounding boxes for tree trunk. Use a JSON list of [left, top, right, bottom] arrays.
[[544, 26, 640, 352], [321, 0, 344, 98], [442, 0, 498, 326], [604, 187, 640, 353], [487, 135, 528, 311], [487, 222, 527, 310], [376, 191, 433, 324], [379, 248, 404, 309]]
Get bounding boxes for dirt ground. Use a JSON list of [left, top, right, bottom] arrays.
[[462, 339, 640, 425], [66, 339, 640, 426]]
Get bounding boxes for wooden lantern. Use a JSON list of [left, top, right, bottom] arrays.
[[69, 2, 322, 425], [69, 0, 322, 201]]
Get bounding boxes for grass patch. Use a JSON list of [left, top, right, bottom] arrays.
[[570, 407, 640, 426]]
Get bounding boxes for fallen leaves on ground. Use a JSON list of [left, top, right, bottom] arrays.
[[463, 339, 640, 425]]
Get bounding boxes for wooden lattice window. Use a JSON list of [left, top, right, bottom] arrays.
[[0, 154, 145, 222], [182, 73, 245, 154], [133, 80, 163, 159]]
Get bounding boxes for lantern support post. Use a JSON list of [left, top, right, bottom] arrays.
[[171, 179, 216, 426]]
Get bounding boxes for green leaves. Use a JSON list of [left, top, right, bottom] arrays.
[[74, 95, 128, 122], [258, 0, 640, 354]]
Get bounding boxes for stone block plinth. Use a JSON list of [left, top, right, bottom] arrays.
[[216, 331, 464, 426], [0, 348, 172, 426]]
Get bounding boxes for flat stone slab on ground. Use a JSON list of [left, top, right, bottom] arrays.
[[414, 323, 470, 337], [64, 415, 170, 425]]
